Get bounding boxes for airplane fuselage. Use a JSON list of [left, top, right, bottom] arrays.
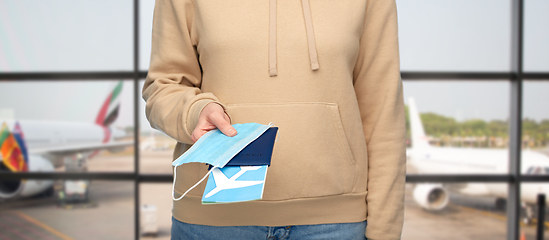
[[1, 119, 122, 150], [408, 145, 549, 204]]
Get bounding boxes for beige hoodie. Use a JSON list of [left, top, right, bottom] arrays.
[[142, 0, 406, 239]]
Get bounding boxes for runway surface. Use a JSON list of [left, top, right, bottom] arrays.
[[1, 147, 549, 239]]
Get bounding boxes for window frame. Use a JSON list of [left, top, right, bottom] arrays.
[[0, 0, 548, 239]]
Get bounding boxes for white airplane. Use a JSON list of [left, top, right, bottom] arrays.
[[204, 166, 264, 198], [407, 97, 549, 224], [0, 82, 132, 200]]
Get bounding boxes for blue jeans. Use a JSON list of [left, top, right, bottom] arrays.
[[171, 217, 367, 240]]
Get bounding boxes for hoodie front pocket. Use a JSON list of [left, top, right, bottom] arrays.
[[225, 102, 356, 200]]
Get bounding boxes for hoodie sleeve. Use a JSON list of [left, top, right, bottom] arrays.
[[352, 0, 406, 239], [142, 0, 228, 144]]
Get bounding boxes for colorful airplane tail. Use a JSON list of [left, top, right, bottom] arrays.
[[95, 81, 123, 127], [0, 123, 28, 172], [408, 98, 431, 149]]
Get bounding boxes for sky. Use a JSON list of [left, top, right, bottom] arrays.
[[0, 0, 548, 132]]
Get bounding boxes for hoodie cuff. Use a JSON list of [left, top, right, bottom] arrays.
[[186, 99, 232, 136], [204, 101, 232, 125]]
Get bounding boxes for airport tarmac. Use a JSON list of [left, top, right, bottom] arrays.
[[1, 147, 549, 239]]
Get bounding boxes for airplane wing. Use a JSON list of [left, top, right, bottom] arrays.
[[205, 168, 264, 198], [30, 141, 133, 156], [204, 188, 222, 199], [212, 168, 230, 182], [224, 180, 264, 189], [204, 169, 230, 198]]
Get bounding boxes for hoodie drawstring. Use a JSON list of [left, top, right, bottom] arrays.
[[269, 0, 319, 77], [269, 0, 278, 77], [301, 0, 320, 71]]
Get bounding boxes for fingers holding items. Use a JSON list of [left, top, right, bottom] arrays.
[[191, 103, 237, 143], [210, 110, 237, 137]]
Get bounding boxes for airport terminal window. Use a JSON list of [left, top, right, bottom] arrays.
[[396, 0, 512, 72], [0, 180, 135, 239], [522, 80, 549, 184], [139, 130, 176, 175], [0, 0, 548, 239], [140, 183, 173, 238], [0, 1, 134, 72], [0, 81, 136, 174], [139, 0, 155, 71], [524, 0, 549, 72], [521, 183, 549, 236], [525, 167, 549, 175], [403, 183, 510, 239], [138, 80, 177, 175], [404, 81, 513, 175]]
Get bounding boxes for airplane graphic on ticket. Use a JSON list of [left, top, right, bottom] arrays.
[[202, 165, 268, 204]]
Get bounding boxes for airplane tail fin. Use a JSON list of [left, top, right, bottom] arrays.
[[95, 81, 123, 127], [408, 98, 431, 149], [0, 123, 28, 172]]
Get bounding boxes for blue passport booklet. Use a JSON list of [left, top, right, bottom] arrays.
[[208, 127, 278, 169]]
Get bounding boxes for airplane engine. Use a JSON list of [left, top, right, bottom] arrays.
[[0, 163, 23, 199], [413, 183, 449, 210], [0, 154, 55, 199]]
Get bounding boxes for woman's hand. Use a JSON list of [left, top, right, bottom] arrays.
[[191, 103, 237, 143]]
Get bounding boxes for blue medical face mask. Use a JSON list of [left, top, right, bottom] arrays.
[[172, 122, 273, 201]]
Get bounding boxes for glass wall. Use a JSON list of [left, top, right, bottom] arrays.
[[402, 183, 509, 240], [0, 81, 135, 173], [522, 80, 549, 162], [139, 0, 155, 71], [396, 0, 512, 72], [138, 80, 176, 175], [404, 81, 510, 174], [524, 0, 549, 72], [140, 183, 172, 240], [0, 0, 548, 239], [0, 1, 133, 72], [0, 180, 134, 240]]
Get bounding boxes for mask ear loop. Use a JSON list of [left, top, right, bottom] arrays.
[[172, 165, 216, 201]]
